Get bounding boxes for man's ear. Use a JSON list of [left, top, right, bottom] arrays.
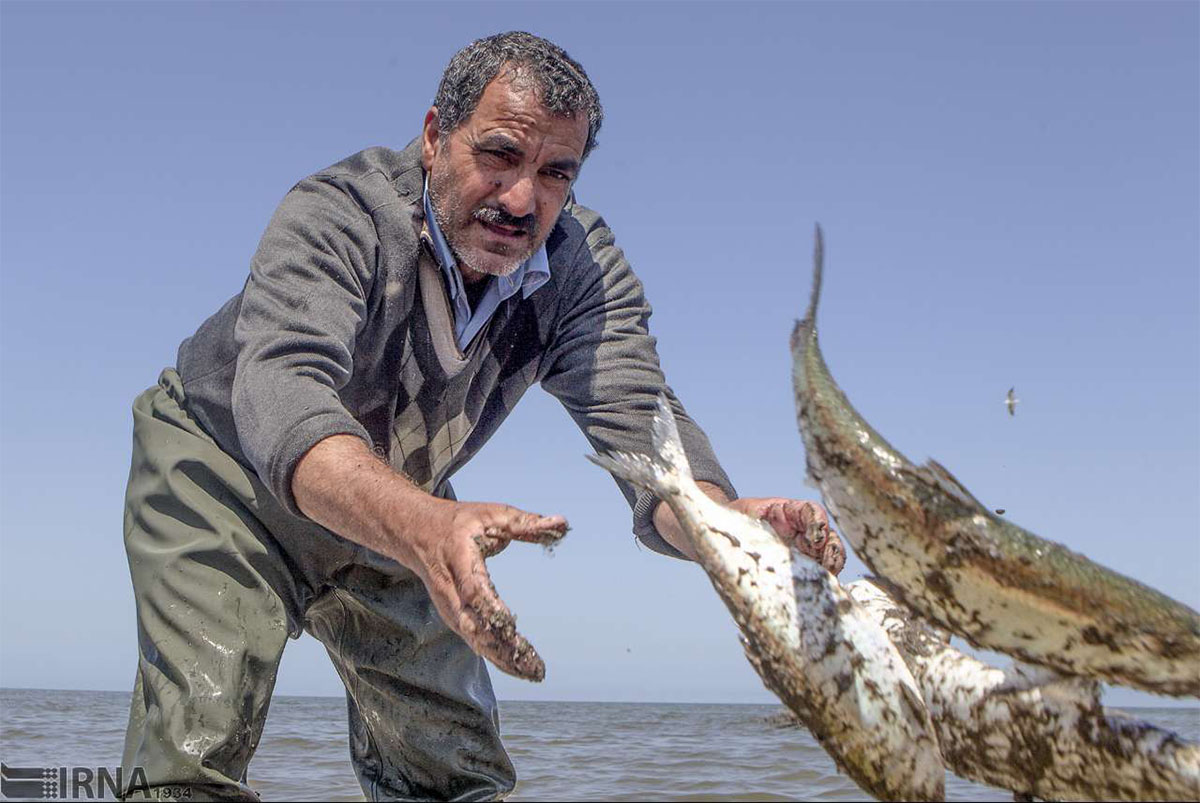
[[421, 107, 440, 171]]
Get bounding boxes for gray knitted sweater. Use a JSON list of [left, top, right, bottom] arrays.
[[175, 140, 734, 557]]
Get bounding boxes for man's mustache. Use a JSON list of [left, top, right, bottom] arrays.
[[473, 205, 536, 234]]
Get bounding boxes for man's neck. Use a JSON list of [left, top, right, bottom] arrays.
[[462, 269, 491, 311]]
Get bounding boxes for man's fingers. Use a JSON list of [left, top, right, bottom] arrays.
[[821, 530, 847, 576], [463, 593, 545, 682], [789, 502, 843, 575], [753, 499, 843, 575], [761, 500, 828, 558], [474, 533, 510, 559], [452, 549, 546, 682], [782, 502, 824, 556], [423, 567, 475, 649], [795, 502, 830, 550], [799, 500, 830, 529], [481, 510, 569, 547], [763, 504, 795, 545], [471, 509, 566, 557]]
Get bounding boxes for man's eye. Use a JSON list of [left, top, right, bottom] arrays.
[[484, 150, 515, 166], [542, 170, 570, 182]]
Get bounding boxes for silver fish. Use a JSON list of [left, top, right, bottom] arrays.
[[588, 395, 945, 801], [848, 577, 1200, 801], [790, 226, 1200, 696]]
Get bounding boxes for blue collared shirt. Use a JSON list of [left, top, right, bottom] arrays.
[[423, 179, 551, 350]]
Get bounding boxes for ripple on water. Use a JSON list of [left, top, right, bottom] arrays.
[[4, 691, 1195, 801], [0, 727, 44, 741]]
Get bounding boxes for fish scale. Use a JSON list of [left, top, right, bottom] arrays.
[[791, 225, 1200, 697], [847, 577, 1200, 801], [589, 394, 945, 801]]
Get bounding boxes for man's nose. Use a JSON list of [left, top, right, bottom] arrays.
[[497, 174, 536, 218]]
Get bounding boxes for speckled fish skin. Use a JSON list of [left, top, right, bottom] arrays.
[[588, 395, 945, 802], [791, 226, 1200, 697], [848, 577, 1200, 801]]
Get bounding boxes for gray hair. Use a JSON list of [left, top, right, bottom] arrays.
[[433, 31, 603, 160]]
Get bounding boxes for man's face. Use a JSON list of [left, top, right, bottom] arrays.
[[422, 72, 588, 283]]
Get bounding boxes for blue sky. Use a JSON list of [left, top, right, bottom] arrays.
[[1, 2, 1196, 710]]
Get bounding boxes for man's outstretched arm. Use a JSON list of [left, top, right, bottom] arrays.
[[540, 206, 845, 573], [292, 433, 567, 681]]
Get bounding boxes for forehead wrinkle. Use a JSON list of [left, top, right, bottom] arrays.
[[473, 118, 582, 167], [476, 86, 586, 159]]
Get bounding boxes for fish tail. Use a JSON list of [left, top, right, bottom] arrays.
[[587, 393, 692, 497], [790, 224, 825, 353], [805, 223, 825, 327]]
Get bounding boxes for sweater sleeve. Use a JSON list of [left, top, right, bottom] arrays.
[[231, 176, 378, 516], [540, 210, 736, 559]]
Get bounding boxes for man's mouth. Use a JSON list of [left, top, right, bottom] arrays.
[[479, 220, 527, 239], [474, 207, 534, 240]]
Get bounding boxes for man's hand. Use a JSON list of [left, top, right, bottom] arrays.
[[412, 502, 567, 681], [292, 434, 568, 682], [727, 498, 846, 576], [653, 482, 846, 575]]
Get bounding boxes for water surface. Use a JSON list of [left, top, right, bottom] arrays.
[[2, 689, 1196, 800]]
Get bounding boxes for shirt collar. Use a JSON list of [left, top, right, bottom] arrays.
[[422, 176, 550, 304]]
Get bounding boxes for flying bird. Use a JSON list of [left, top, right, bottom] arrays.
[[1005, 387, 1019, 417]]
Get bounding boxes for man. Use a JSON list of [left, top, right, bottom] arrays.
[[121, 31, 845, 802]]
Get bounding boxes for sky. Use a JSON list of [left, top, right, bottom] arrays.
[[1, 2, 1197, 712]]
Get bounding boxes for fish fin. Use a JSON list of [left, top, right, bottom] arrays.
[[586, 393, 691, 496], [586, 450, 679, 497], [996, 663, 1101, 705], [649, 392, 693, 482], [910, 459, 988, 509], [899, 677, 931, 727]]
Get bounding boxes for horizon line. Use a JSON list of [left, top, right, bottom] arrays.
[[1, 686, 1197, 710]]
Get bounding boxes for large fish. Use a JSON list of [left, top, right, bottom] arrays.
[[790, 226, 1200, 696], [848, 577, 1200, 801], [588, 395, 945, 801]]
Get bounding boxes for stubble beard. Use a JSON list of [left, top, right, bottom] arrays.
[[428, 167, 537, 280]]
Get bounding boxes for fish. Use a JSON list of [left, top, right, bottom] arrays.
[[790, 225, 1200, 697], [588, 394, 945, 801], [847, 576, 1200, 801]]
